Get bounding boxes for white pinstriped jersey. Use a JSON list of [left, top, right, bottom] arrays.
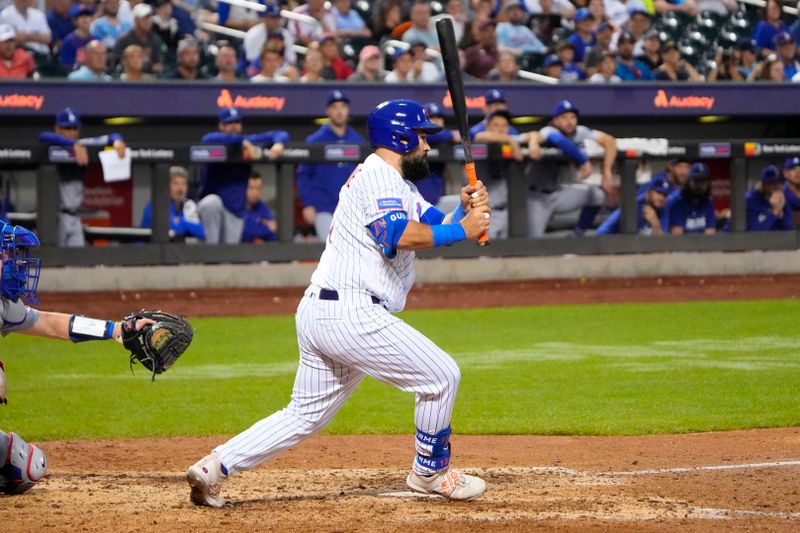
[[310, 153, 432, 313]]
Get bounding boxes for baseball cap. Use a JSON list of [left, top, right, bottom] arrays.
[[628, 6, 650, 17], [760, 165, 783, 182], [424, 102, 444, 118], [218, 106, 242, 124], [575, 7, 594, 22], [618, 30, 636, 44], [0, 24, 15, 42], [543, 53, 563, 67], [484, 88, 506, 104], [132, 3, 153, 18], [736, 38, 757, 53], [359, 44, 380, 61], [596, 21, 613, 33], [647, 175, 671, 196], [326, 89, 349, 107], [688, 162, 710, 179], [56, 107, 81, 128], [69, 4, 94, 19], [261, 2, 281, 17], [552, 99, 578, 118], [773, 31, 794, 47], [784, 156, 800, 169], [392, 47, 412, 62], [177, 38, 199, 55]]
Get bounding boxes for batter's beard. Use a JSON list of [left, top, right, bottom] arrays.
[[401, 154, 431, 183]]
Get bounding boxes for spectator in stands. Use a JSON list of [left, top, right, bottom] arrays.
[[347, 44, 386, 82], [654, 0, 698, 16], [470, 88, 521, 140], [333, 0, 370, 39], [745, 165, 793, 231], [371, 0, 401, 43], [604, 0, 646, 28], [250, 46, 290, 82], [596, 175, 670, 235], [212, 43, 240, 81], [697, 0, 736, 16], [264, 32, 299, 79], [243, 3, 296, 68], [288, 0, 336, 47], [152, 0, 181, 57], [527, 0, 562, 45], [46, 0, 73, 48], [402, 1, 439, 50], [162, 38, 208, 79], [0, 0, 51, 56], [641, 157, 689, 195], [616, 30, 653, 80], [588, 52, 621, 82], [464, 19, 499, 79], [407, 40, 441, 81], [385, 47, 413, 81], [68, 40, 112, 80], [524, 0, 576, 19], [525, 100, 616, 237], [140, 166, 205, 241], [198, 106, 288, 244], [317, 33, 353, 80], [112, 3, 164, 74], [783, 156, 800, 226], [489, 49, 524, 81], [665, 162, 716, 234], [542, 53, 563, 78], [706, 47, 744, 81], [445, 0, 467, 44], [38, 107, 127, 247], [555, 40, 586, 81], [748, 54, 786, 81], [791, 2, 800, 47], [584, 21, 614, 76], [118, 43, 153, 80], [774, 31, 800, 79], [636, 29, 662, 71], [654, 40, 703, 81], [417, 102, 462, 208], [59, 5, 95, 72], [0, 23, 34, 78], [753, 0, 788, 55], [622, 8, 652, 56], [299, 46, 324, 81], [91, 0, 132, 50], [735, 38, 758, 78], [296, 90, 363, 240], [496, 0, 546, 56], [567, 8, 596, 63], [241, 173, 277, 243]]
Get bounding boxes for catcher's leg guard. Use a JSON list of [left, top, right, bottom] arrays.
[[1, 431, 48, 494]]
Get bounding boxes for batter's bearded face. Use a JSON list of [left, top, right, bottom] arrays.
[[400, 132, 431, 183]]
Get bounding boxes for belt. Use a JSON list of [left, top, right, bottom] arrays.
[[60, 208, 78, 215], [318, 288, 381, 305]]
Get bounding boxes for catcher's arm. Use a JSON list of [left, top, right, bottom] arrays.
[[21, 311, 153, 343]]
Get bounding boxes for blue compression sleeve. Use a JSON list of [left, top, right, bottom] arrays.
[[431, 223, 466, 247], [544, 131, 588, 165], [367, 211, 408, 258], [450, 204, 466, 224]]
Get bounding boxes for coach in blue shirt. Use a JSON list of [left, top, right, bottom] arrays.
[[746, 165, 794, 231], [665, 162, 716, 234], [197, 106, 288, 244], [783, 156, 800, 227], [296, 90, 364, 240]]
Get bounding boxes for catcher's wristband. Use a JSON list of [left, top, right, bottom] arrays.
[[68, 316, 115, 343]]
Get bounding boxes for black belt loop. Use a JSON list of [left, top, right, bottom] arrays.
[[318, 288, 380, 305]]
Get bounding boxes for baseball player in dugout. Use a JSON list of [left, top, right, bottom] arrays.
[[0, 220, 191, 494], [197, 106, 288, 244], [295, 89, 365, 241], [38, 107, 127, 247], [187, 99, 491, 507]]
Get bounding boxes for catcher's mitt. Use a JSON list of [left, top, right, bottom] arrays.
[[121, 311, 193, 380]]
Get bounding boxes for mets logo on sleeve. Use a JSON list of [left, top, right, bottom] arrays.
[[377, 197, 404, 210]]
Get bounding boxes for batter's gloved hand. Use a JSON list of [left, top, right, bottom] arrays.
[[121, 310, 193, 380], [0, 360, 6, 404]]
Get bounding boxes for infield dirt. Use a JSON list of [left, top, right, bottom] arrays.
[[3, 274, 798, 531]]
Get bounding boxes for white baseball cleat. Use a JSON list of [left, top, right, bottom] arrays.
[[186, 453, 226, 508], [406, 468, 486, 501]]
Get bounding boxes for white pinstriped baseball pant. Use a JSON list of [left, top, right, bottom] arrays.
[[214, 287, 461, 475]]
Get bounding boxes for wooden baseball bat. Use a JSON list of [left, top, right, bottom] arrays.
[[435, 17, 490, 246]]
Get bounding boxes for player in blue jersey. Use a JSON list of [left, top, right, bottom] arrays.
[[468, 88, 520, 142], [296, 89, 365, 240], [241, 172, 277, 243], [782, 156, 800, 227], [665, 162, 716, 234], [596, 175, 670, 235], [637, 157, 690, 196], [197, 106, 288, 244], [140, 166, 205, 241], [746, 165, 794, 231]]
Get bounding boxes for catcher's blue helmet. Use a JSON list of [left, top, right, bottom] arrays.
[[368, 99, 442, 155], [0, 221, 41, 305]]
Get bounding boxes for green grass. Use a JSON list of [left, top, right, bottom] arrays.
[[2, 299, 799, 440]]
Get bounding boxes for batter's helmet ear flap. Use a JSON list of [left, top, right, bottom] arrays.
[[368, 99, 443, 155]]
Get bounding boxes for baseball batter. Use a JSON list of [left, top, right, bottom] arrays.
[[187, 99, 491, 507]]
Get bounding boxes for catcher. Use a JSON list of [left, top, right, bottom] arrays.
[[0, 220, 193, 494]]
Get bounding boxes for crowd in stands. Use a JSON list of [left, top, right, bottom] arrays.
[[0, 0, 798, 82]]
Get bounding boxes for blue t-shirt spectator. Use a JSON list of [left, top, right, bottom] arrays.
[[241, 201, 276, 242], [745, 188, 794, 231], [59, 32, 94, 70], [567, 32, 596, 63], [90, 17, 132, 49], [752, 20, 789, 51], [47, 10, 73, 44], [616, 58, 654, 81], [665, 189, 716, 233], [334, 7, 366, 32]]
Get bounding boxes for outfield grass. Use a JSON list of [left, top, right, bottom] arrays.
[[2, 299, 798, 440]]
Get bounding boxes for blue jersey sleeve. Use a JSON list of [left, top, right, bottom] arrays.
[[38, 132, 76, 146], [543, 130, 588, 164], [202, 132, 245, 144], [140, 202, 153, 228], [420, 206, 446, 225], [595, 208, 621, 235], [247, 130, 290, 145], [295, 163, 316, 208], [705, 199, 717, 229], [367, 211, 409, 259]]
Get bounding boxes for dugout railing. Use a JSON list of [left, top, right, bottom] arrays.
[[0, 139, 798, 267]]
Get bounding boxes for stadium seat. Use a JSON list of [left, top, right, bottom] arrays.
[[519, 51, 546, 72], [340, 36, 374, 65], [677, 38, 700, 65], [714, 28, 740, 49], [728, 10, 753, 35]]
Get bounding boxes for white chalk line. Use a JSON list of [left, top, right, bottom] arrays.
[[602, 459, 800, 476]]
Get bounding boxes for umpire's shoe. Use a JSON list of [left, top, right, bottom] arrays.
[[186, 453, 226, 508], [406, 468, 486, 501]]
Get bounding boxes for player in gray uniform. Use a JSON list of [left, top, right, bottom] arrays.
[[0, 220, 153, 493], [186, 99, 491, 507], [38, 108, 127, 247], [525, 100, 617, 237]]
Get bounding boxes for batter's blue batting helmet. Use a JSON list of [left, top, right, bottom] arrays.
[[368, 100, 442, 155], [0, 221, 41, 305]]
